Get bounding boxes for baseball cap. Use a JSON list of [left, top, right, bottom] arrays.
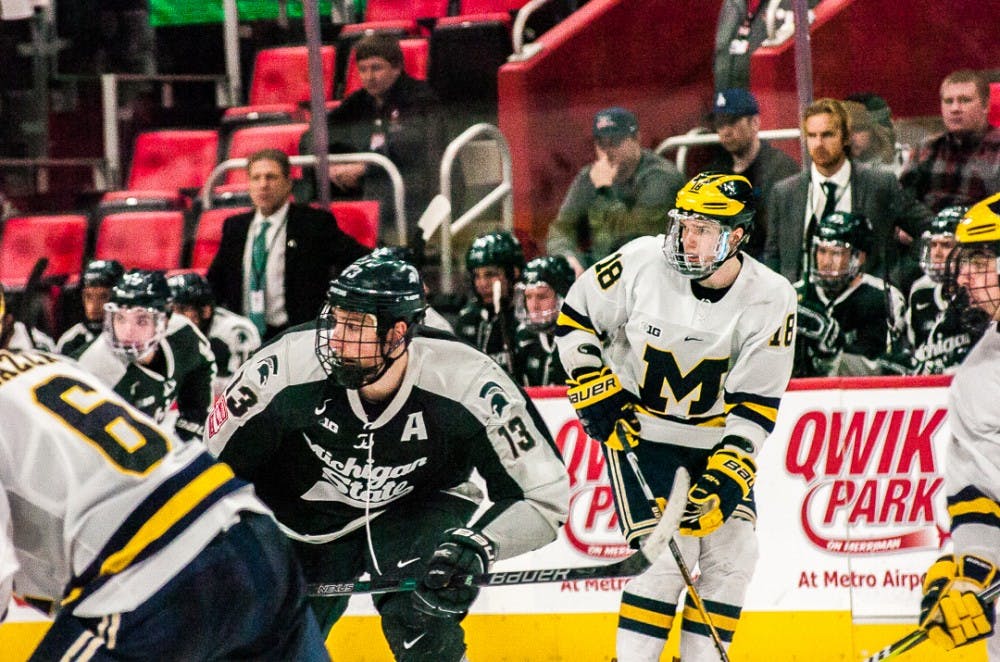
[[592, 107, 639, 140], [712, 88, 760, 118]]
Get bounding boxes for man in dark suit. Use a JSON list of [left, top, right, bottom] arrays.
[[763, 98, 930, 289], [207, 148, 369, 340]]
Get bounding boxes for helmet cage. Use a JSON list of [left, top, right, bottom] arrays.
[[917, 231, 958, 283], [810, 238, 864, 293], [662, 209, 741, 279], [942, 242, 1000, 324], [103, 302, 168, 362], [514, 281, 563, 332]]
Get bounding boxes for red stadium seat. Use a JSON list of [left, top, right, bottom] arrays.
[[225, 123, 311, 184], [343, 38, 429, 98], [190, 206, 253, 271], [989, 82, 1000, 128], [458, 0, 530, 14], [330, 200, 380, 248], [0, 214, 88, 288], [94, 211, 185, 271], [127, 130, 219, 191], [339, 0, 449, 38], [99, 189, 190, 212], [248, 46, 337, 106]]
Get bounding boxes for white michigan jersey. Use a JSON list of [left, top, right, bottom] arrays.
[[0, 349, 266, 616], [945, 323, 1000, 567], [555, 236, 797, 453]]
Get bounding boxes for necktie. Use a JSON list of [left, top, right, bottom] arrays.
[[248, 219, 271, 335], [820, 181, 838, 222]]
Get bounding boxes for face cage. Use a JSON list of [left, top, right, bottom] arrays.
[[942, 244, 1000, 327], [513, 283, 563, 332], [917, 233, 956, 283], [662, 209, 738, 279], [314, 304, 409, 389], [810, 240, 863, 293], [103, 303, 168, 362]]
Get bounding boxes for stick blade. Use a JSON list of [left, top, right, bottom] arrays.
[[639, 467, 690, 561]]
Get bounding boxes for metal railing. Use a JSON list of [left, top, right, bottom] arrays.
[[101, 73, 233, 187], [200, 153, 407, 244], [436, 123, 514, 294], [510, 0, 554, 59], [655, 127, 802, 175]]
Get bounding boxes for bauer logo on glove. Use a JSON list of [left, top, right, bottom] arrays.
[[566, 367, 641, 444]]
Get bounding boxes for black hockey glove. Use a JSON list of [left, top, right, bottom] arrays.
[[566, 367, 641, 449], [796, 300, 841, 356], [680, 441, 756, 537], [413, 528, 496, 619], [920, 554, 997, 651]]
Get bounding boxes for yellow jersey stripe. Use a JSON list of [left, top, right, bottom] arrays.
[[621, 603, 675, 629], [949, 497, 1000, 520], [555, 311, 595, 334], [682, 604, 740, 632], [100, 463, 235, 577]]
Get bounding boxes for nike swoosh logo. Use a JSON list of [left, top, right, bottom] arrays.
[[314, 398, 332, 415], [684, 336, 703, 342], [403, 633, 425, 650], [397, 557, 421, 569], [915, 302, 931, 310]]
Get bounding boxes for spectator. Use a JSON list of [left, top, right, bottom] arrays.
[[369, 245, 455, 333], [55, 259, 125, 356], [794, 212, 904, 377], [323, 33, 446, 248], [512, 255, 575, 386], [456, 231, 524, 376], [845, 92, 901, 170], [713, 0, 820, 92], [900, 69, 1000, 213], [206, 148, 369, 340], [763, 97, 930, 288], [548, 107, 684, 275], [72, 270, 215, 442], [702, 88, 799, 259], [843, 100, 896, 169], [166, 272, 261, 399]]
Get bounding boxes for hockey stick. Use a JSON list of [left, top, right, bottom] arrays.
[[308, 467, 690, 598], [7, 257, 48, 350], [618, 421, 731, 662], [492, 279, 515, 375], [861, 579, 1000, 662]]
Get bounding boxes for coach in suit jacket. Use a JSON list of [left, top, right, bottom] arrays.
[[207, 149, 369, 340], [763, 98, 930, 286]]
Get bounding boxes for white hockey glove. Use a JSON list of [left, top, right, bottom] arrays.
[[920, 554, 997, 650]]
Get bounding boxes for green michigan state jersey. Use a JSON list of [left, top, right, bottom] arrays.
[[206, 324, 568, 559], [73, 315, 215, 441], [513, 328, 567, 387]]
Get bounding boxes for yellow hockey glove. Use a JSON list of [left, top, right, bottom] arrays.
[[566, 367, 641, 448], [920, 554, 997, 650], [679, 444, 756, 537]]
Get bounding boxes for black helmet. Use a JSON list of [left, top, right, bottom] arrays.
[[515, 255, 575, 332], [465, 231, 525, 279], [166, 272, 215, 307], [105, 270, 172, 361], [315, 256, 426, 388], [82, 259, 125, 290], [810, 211, 873, 292], [664, 172, 756, 278], [919, 206, 967, 282]]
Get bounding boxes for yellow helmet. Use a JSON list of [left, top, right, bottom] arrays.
[[0, 282, 5, 338], [664, 172, 756, 278], [955, 192, 1000, 245]]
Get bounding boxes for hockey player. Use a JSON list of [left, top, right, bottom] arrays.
[[55, 259, 125, 356], [555, 172, 796, 661], [72, 269, 215, 441], [0, 282, 328, 660], [906, 205, 981, 374], [369, 246, 455, 333], [166, 271, 261, 399], [793, 211, 905, 377], [512, 255, 575, 386], [919, 192, 1000, 658], [455, 231, 525, 376], [206, 255, 568, 661]]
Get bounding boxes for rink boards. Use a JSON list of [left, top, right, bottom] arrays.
[[1, 376, 989, 660]]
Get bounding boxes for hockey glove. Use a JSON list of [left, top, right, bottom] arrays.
[[566, 367, 641, 448], [920, 554, 997, 650], [413, 528, 496, 619], [680, 444, 756, 537], [796, 301, 841, 356]]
